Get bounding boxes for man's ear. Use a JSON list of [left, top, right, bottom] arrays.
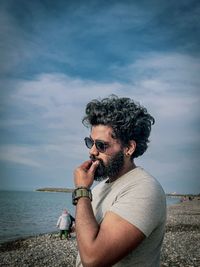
[[124, 140, 136, 157]]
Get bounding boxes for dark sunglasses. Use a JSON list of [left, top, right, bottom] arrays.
[[84, 137, 109, 153]]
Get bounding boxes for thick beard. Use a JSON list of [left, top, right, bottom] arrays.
[[90, 150, 125, 182]]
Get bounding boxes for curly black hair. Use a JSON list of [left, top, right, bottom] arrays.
[[82, 95, 155, 158]]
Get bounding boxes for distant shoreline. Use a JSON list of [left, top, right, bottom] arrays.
[[166, 193, 200, 198], [35, 188, 199, 197], [36, 187, 73, 193]]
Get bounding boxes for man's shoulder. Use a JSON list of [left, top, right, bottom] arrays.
[[116, 167, 156, 186], [114, 167, 166, 200]]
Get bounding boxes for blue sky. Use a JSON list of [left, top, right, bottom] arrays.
[[0, 0, 199, 194]]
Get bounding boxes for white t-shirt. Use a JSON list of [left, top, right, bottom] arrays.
[[76, 167, 166, 267]]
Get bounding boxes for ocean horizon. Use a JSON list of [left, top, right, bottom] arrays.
[[0, 190, 180, 244]]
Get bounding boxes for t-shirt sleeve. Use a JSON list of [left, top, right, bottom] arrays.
[[109, 179, 166, 237]]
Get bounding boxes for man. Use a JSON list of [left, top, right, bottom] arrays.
[[73, 95, 166, 267]]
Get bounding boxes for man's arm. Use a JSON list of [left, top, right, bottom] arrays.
[[76, 197, 145, 267], [74, 160, 145, 267]]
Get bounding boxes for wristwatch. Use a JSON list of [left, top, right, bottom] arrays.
[[72, 187, 92, 205]]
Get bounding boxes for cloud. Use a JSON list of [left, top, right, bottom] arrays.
[[112, 52, 200, 118], [7, 74, 124, 131], [1, 0, 199, 81], [1, 51, 199, 143], [0, 50, 199, 193], [0, 145, 41, 167]]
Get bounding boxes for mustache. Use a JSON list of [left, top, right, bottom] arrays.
[[90, 155, 102, 163], [90, 155, 98, 162]]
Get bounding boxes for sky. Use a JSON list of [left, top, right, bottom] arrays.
[[0, 0, 199, 194]]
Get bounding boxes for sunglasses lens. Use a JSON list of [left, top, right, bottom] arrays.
[[84, 137, 108, 153], [84, 137, 93, 149], [96, 141, 106, 152]]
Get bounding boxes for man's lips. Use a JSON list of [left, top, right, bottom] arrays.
[[91, 158, 99, 162], [90, 156, 100, 163]]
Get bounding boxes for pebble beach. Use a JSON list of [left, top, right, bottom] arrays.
[[0, 199, 199, 267]]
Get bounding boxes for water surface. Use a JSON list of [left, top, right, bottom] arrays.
[[0, 191, 74, 244], [0, 190, 179, 244]]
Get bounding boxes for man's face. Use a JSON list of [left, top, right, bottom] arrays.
[[91, 150, 125, 181], [88, 125, 125, 181]]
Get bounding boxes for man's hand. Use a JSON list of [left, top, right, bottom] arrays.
[[74, 160, 99, 188]]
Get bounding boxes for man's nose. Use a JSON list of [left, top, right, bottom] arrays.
[[89, 143, 99, 156]]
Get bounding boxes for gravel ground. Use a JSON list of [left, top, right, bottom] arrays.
[[0, 199, 199, 267], [0, 234, 77, 267], [161, 199, 200, 267]]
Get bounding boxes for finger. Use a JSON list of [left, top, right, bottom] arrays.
[[88, 160, 99, 175], [80, 160, 92, 170]]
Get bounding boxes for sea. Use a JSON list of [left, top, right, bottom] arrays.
[[0, 190, 180, 244]]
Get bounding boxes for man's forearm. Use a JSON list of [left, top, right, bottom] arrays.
[[76, 197, 100, 261]]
